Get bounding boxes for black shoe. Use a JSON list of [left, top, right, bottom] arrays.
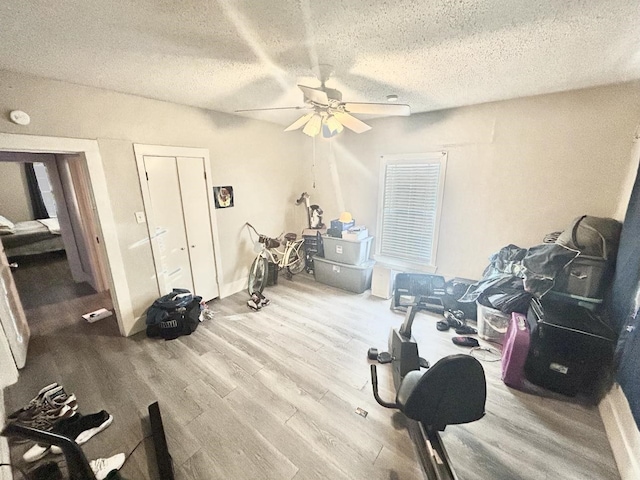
[[455, 325, 477, 335], [29, 462, 62, 480], [49, 411, 113, 455], [436, 321, 450, 331], [452, 336, 479, 347], [444, 311, 463, 329]]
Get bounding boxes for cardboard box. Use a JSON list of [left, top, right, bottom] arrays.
[[330, 219, 356, 231]]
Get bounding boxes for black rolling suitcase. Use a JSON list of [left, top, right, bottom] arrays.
[[524, 298, 615, 396]]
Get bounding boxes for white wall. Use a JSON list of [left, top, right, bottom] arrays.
[[1, 69, 638, 331], [307, 81, 640, 280], [0, 69, 307, 335], [0, 161, 31, 222]]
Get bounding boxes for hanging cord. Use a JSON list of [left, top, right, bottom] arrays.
[[54, 433, 153, 474], [312, 136, 317, 189], [0, 463, 29, 480], [470, 346, 501, 362], [121, 434, 153, 467]]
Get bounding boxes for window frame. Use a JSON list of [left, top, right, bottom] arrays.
[[375, 151, 448, 273]]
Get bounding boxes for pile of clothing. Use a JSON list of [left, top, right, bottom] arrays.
[[5, 383, 125, 479], [459, 243, 580, 315]]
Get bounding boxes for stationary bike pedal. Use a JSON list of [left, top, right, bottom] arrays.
[[367, 347, 379, 360], [419, 357, 430, 369], [377, 352, 392, 364]]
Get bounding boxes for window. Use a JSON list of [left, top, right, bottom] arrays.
[[32, 162, 58, 218], [376, 152, 447, 271]]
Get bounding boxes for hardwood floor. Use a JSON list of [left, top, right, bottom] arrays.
[[3, 270, 620, 479]]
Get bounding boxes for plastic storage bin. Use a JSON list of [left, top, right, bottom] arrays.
[[322, 236, 372, 265], [313, 257, 375, 293], [476, 300, 510, 345], [553, 255, 607, 299]]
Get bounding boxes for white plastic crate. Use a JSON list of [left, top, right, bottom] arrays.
[[476, 300, 509, 345]]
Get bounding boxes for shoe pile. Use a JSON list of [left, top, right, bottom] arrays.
[[436, 310, 480, 347], [247, 291, 270, 311], [7, 383, 126, 479]]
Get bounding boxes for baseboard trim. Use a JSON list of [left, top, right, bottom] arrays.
[[599, 383, 640, 480]]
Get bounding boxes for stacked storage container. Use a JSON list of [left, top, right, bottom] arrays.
[[516, 216, 621, 396], [524, 298, 615, 396], [549, 216, 621, 310], [313, 235, 375, 293]]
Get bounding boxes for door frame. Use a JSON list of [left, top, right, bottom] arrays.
[[133, 144, 223, 299], [0, 133, 133, 336]]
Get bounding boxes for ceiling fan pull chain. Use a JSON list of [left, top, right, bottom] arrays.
[[312, 136, 316, 189]]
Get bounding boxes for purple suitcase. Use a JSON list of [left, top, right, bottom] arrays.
[[501, 312, 531, 389]]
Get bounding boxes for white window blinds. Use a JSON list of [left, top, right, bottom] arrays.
[[378, 153, 447, 268]]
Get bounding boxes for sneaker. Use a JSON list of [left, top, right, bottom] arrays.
[[247, 298, 261, 311], [256, 292, 270, 307], [17, 394, 78, 428], [90, 453, 126, 480], [7, 383, 59, 420], [444, 311, 464, 329], [12, 390, 77, 428], [22, 406, 77, 462], [50, 411, 113, 454]]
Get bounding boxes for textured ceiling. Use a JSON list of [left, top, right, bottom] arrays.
[[1, 0, 639, 126]]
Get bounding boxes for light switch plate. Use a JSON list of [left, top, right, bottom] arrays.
[[135, 211, 146, 224]]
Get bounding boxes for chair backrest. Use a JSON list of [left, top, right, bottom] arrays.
[[401, 354, 486, 431]]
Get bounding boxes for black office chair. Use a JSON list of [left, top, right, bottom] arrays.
[[2, 422, 97, 480], [371, 354, 487, 479]]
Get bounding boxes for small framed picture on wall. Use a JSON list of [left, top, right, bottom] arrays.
[[214, 186, 234, 208]]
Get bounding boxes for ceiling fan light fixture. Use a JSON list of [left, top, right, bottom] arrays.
[[325, 115, 344, 135], [302, 113, 322, 137]]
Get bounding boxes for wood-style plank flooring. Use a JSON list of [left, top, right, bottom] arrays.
[[3, 258, 620, 479]]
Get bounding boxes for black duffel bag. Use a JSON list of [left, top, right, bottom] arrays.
[[146, 289, 203, 340]]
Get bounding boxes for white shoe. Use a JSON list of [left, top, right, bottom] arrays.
[[90, 453, 125, 480], [22, 443, 50, 463]]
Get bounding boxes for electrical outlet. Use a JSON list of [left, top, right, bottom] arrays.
[[135, 211, 146, 224]]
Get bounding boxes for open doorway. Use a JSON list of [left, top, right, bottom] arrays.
[[0, 152, 112, 334], [0, 134, 134, 340]]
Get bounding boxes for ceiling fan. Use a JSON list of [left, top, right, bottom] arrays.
[[235, 67, 411, 138]]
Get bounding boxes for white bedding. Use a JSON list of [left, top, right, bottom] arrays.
[[37, 218, 61, 235]]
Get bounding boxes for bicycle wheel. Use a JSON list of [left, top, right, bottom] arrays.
[[286, 244, 306, 275], [248, 256, 268, 295]]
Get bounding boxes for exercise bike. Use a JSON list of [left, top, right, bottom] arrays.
[[368, 295, 487, 479]]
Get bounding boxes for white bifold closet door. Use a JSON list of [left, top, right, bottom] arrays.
[[143, 155, 219, 301]]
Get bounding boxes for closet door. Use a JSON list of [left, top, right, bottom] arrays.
[[144, 156, 194, 294], [177, 156, 219, 301], [0, 238, 29, 371]]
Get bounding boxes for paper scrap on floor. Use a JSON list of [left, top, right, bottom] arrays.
[[82, 308, 113, 323]]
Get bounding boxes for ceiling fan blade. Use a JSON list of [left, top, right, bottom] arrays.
[[298, 85, 329, 105], [343, 103, 411, 116], [284, 113, 315, 132], [333, 112, 372, 134], [235, 106, 309, 113]]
